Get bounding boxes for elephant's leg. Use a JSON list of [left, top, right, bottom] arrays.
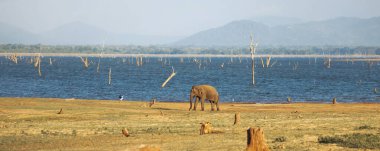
[[189, 101, 192, 111], [216, 96, 220, 111], [201, 97, 205, 111], [194, 97, 199, 110], [216, 101, 220, 111], [189, 97, 193, 111], [209, 100, 215, 111]]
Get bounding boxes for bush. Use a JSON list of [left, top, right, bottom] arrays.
[[356, 125, 376, 130], [318, 133, 380, 149], [273, 136, 287, 142], [318, 136, 343, 144], [342, 133, 380, 149]]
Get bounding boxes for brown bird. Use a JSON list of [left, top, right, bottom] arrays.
[[57, 108, 63, 114]]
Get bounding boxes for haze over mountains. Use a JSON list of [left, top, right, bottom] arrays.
[[0, 22, 181, 45], [176, 17, 380, 46], [1, 17, 380, 46]]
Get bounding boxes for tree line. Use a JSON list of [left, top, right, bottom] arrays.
[[1, 44, 379, 55]]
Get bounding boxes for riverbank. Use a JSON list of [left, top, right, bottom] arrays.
[[1, 97, 380, 150]]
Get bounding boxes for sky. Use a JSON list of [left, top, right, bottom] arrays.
[[0, 0, 380, 36]]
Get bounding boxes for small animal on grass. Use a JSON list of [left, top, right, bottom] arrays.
[[189, 85, 220, 111], [200, 122, 212, 135]]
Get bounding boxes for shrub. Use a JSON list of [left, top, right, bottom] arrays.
[[273, 136, 287, 142], [342, 133, 380, 149], [318, 133, 380, 149], [318, 136, 343, 144], [356, 125, 376, 130]]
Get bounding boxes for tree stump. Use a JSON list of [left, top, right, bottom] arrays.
[[234, 113, 240, 125], [332, 98, 337, 104], [122, 128, 130, 137], [246, 127, 269, 151]]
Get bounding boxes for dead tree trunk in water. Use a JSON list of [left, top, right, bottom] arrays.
[[161, 66, 176, 88], [108, 67, 112, 85], [249, 34, 258, 85]]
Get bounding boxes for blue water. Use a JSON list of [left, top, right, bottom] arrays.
[[0, 56, 379, 103]]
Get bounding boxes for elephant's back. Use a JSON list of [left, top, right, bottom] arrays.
[[199, 85, 218, 92], [199, 85, 219, 100]]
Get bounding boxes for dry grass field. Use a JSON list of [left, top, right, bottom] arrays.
[[1, 97, 380, 151]]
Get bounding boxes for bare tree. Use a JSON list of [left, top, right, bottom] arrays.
[[249, 34, 258, 85]]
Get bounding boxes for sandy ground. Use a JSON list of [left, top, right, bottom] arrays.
[[1, 97, 380, 151]]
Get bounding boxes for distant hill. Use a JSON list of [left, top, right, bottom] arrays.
[[250, 16, 305, 27], [40, 22, 108, 45], [2, 17, 380, 46], [175, 17, 380, 46], [0, 22, 38, 44], [0, 22, 181, 45]]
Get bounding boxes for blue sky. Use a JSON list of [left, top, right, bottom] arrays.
[[1, 0, 380, 36]]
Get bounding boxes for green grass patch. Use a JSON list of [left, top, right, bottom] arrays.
[[318, 133, 380, 149]]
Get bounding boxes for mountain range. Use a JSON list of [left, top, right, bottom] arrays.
[[0, 22, 181, 45], [1, 17, 380, 46], [176, 17, 380, 46]]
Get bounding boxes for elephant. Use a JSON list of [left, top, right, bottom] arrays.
[[189, 85, 220, 111]]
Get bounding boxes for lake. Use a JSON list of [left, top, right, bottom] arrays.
[[1, 56, 379, 103]]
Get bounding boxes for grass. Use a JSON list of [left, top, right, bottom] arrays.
[[1, 97, 380, 150], [318, 133, 380, 149]]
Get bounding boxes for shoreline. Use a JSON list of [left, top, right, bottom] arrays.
[[1, 52, 380, 58], [2, 97, 379, 104]]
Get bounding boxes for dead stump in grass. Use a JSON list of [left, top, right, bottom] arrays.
[[57, 108, 63, 114], [200, 122, 212, 135], [234, 113, 240, 125], [332, 98, 337, 104], [122, 128, 130, 137], [246, 127, 269, 151]]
